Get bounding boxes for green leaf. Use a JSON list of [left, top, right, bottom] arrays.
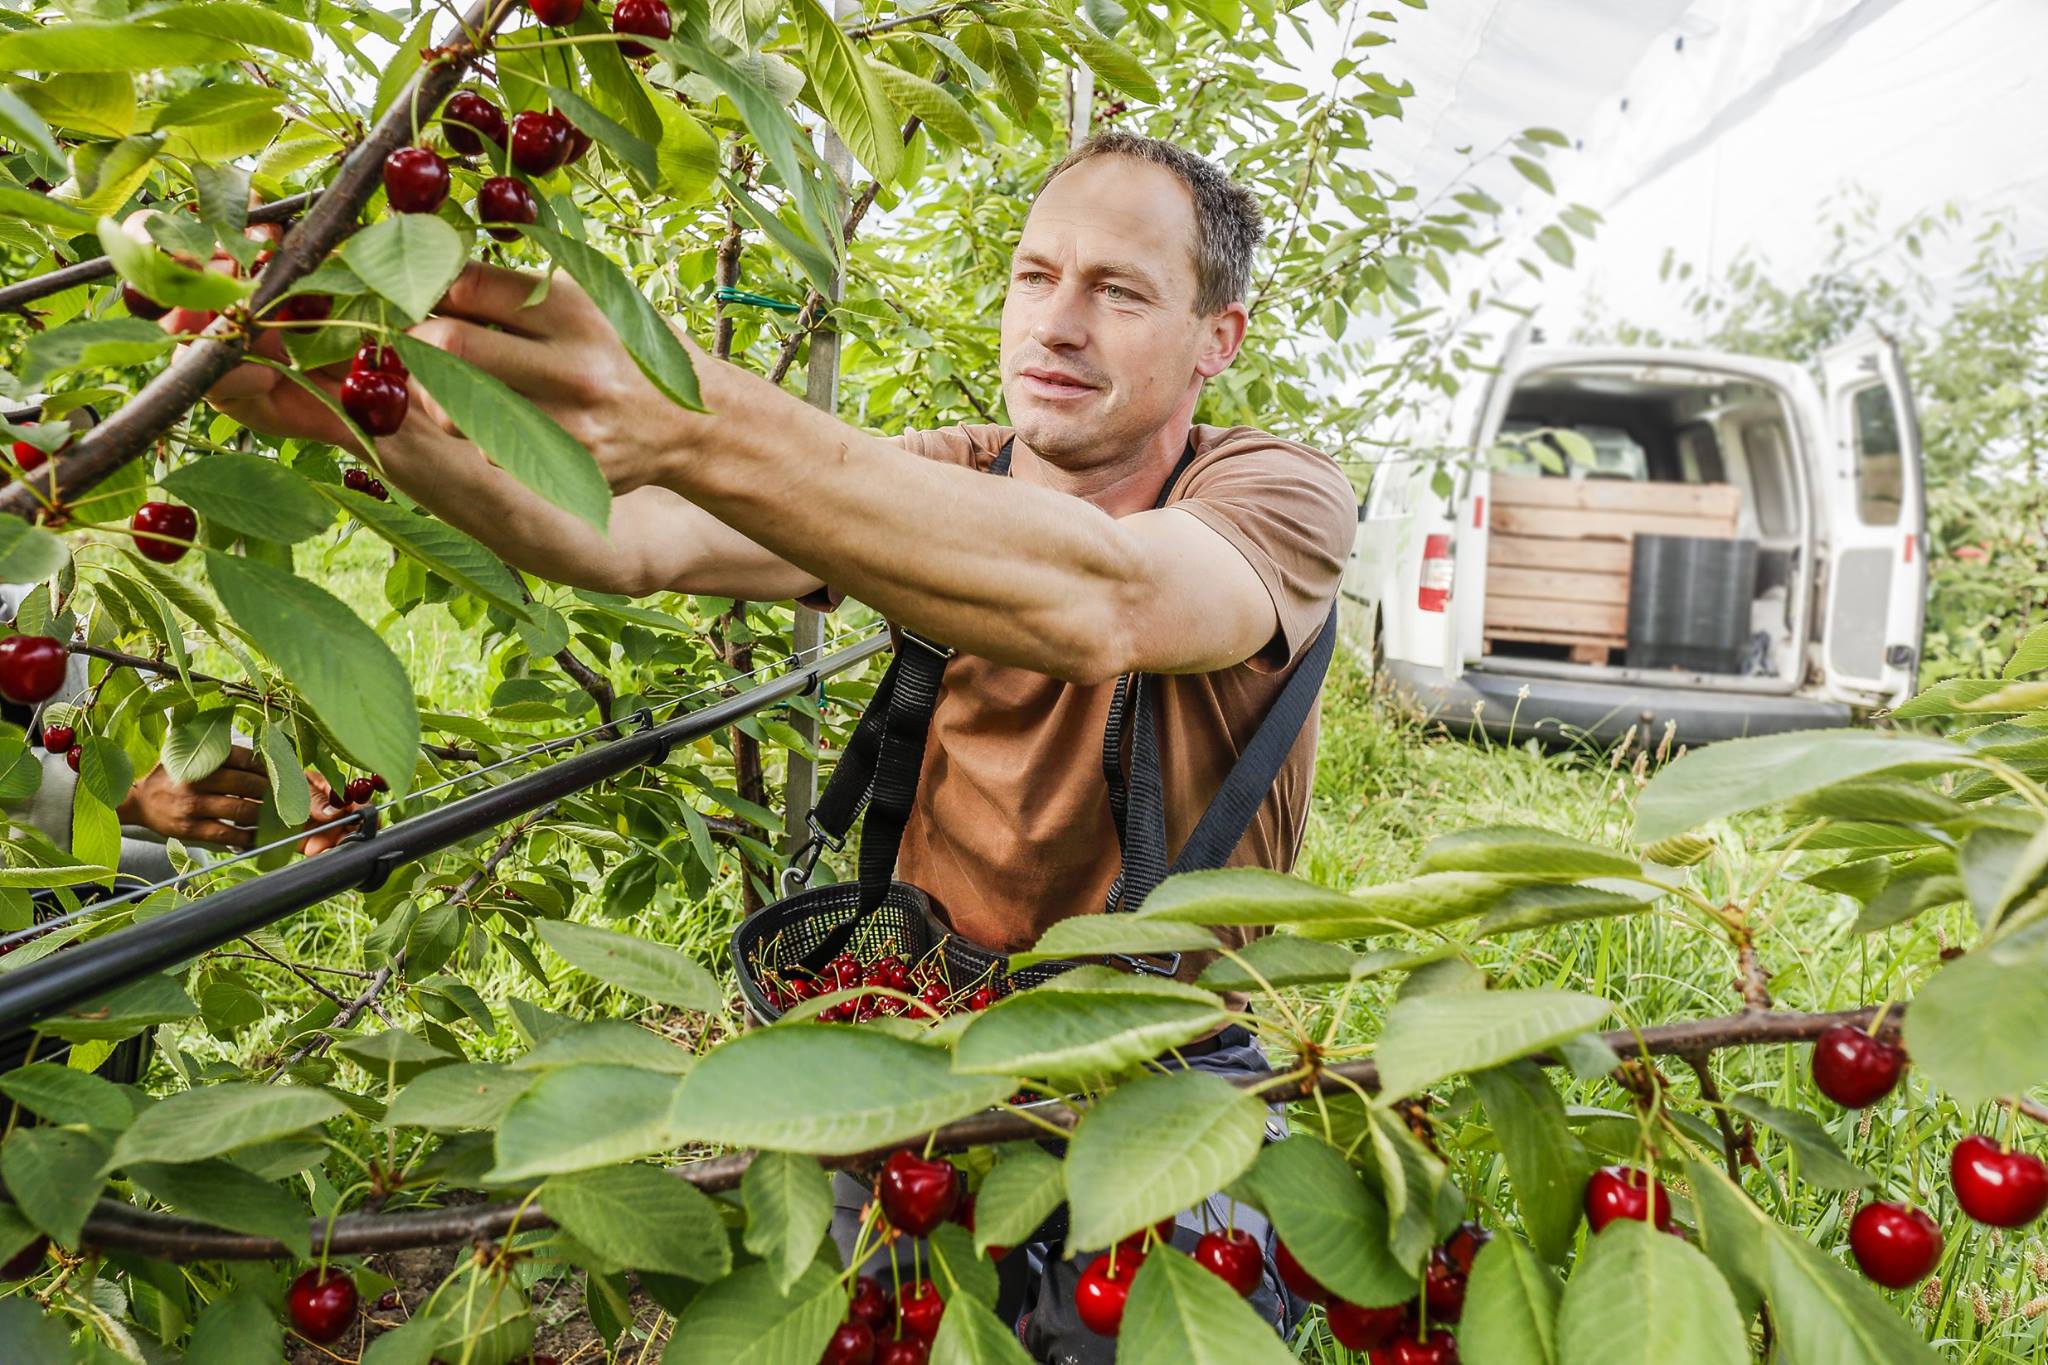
[[1065, 27, 1160, 102], [720, 174, 840, 297], [1477, 883, 1655, 936], [1460, 1235, 1561, 1365], [1196, 934, 1362, 991], [392, 334, 612, 533], [1117, 1245, 1295, 1365], [1136, 867, 1364, 924], [1903, 924, 2048, 1106], [127, 1158, 311, 1259], [510, 1019, 696, 1074], [75, 735, 132, 809], [1375, 990, 1613, 1099], [333, 1027, 454, 1077], [1420, 826, 1641, 879], [18, 317, 176, 387], [160, 707, 234, 784], [0, 520, 71, 585], [875, 66, 982, 147], [533, 919, 721, 1010], [0, 185, 93, 234], [1471, 1062, 1587, 1264], [0, 1063, 132, 1132], [741, 1150, 832, 1293], [1, 1127, 108, 1245], [1725, 1096, 1871, 1191], [0, 22, 243, 71], [387, 1062, 535, 1132], [38, 972, 197, 1042], [1008, 915, 1219, 969], [545, 84, 660, 187], [1760, 1205, 1940, 1363], [96, 216, 251, 310], [973, 1147, 1064, 1256], [1367, 1103, 1446, 1271], [186, 1287, 284, 1365], [321, 485, 529, 616], [492, 1064, 682, 1181], [0, 1297, 67, 1363], [162, 453, 333, 544], [1634, 730, 1969, 843], [0, 87, 63, 166], [110, 1083, 343, 1168], [339, 214, 465, 323], [142, 1, 311, 60], [206, 552, 419, 789], [544, 1164, 730, 1279], [930, 1296, 1036, 1365], [519, 225, 701, 411], [1853, 871, 1963, 932], [1063, 1070, 1264, 1252], [1556, 1221, 1747, 1365], [259, 719, 311, 828], [1509, 156, 1555, 194], [670, 1024, 1014, 1154], [1684, 1161, 1769, 1319], [2006, 622, 2048, 678], [662, 1259, 841, 1365], [792, 0, 903, 181], [952, 986, 1225, 1080], [1787, 779, 1964, 824], [1234, 1136, 1414, 1307]]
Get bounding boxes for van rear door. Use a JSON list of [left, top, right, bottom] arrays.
[[1816, 332, 1926, 706]]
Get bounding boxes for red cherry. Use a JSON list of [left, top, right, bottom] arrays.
[[1811, 1026, 1906, 1109], [611, 0, 672, 57], [343, 468, 371, 492], [967, 986, 996, 1011], [1441, 1221, 1490, 1274], [1848, 1200, 1942, 1288], [121, 283, 168, 319], [1951, 1135, 2048, 1227], [274, 293, 332, 324], [65, 745, 81, 772], [345, 776, 376, 804], [131, 501, 198, 564], [367, 478, 389, 501], [1073, 1255, 1136, 1337], [442, 90, 507, 157], [1327, 1299, 1407, 1352], [1194, 1229, 1263, 1296], [509, 111, 571, 176], [528, 0, 583, 25], [374, 1290, 400, 1311], [40, 724, 73, 752], [382, 146, 450, 214], [342, 370, 409, 437], [1273, 1238, 1330, 1304], [476, 176, 539, 242], [286, 1267, 359, 1344], [11, 440, 49, 472], [896, 1279, 943, 1339], [559, 113, 592, 166], [0, 635, 68, 705], [352, 341, 405, 376], [1392, 1330, 1460, 1365], [371, 773, 390, 793], [1, 1235, 47, 1280], [1423, 1247, 1466, 1322], [878, 1150, 959, 1236], [875, 1339, 927, 1365], [1584, 1166, 1673, 1233], [819, 1319, 875, 1365], [848, 1275, 891, 1330]]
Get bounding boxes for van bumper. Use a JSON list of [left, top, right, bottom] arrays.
[[1380, 661, 1853, 746]]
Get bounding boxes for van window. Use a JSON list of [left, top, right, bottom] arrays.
[[1496, 421, 1648, 481], [1849, 384, 1903, 526]]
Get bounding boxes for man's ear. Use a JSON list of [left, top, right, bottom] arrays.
[[1194, 301, 1250, 380]]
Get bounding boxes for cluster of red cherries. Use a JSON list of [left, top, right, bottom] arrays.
[[1275, 1222, 1481, 1363], [341, 466, 391, 500], [341, 342, 411, 437], [1807, 1024, 2047, 1290], [820, 1150, 981, 1365], [8, 438, 198, 566], [760, 949, 999, 1024]]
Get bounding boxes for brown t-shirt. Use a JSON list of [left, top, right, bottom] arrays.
[[812, 423, 1357, 979]]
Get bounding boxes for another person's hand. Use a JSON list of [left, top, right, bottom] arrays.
[[117, 746, 269, 849], [296, 771, 369, 857]]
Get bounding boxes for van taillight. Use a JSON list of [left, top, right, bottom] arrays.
[[1419, 533, 1453, 612]]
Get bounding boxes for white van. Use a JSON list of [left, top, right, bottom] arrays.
[[1343, 333, 1926, 745]]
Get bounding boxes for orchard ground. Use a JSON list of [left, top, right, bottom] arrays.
[[221, 536, 2045, 1361]]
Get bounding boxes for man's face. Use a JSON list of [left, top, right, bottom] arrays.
[[1000, 156, 1240, 468]]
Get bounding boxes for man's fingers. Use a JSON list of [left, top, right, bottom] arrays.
[[407, 317, 557, 402], [434, 260, 562, 336], [192, 821, 255, 850], [192, 767, 269, 800], [189, 794, 263, 824]]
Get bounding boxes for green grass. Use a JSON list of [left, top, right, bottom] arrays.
[[156, 573, 2048, 1360]]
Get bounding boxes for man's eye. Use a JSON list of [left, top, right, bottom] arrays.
[[1018, 271, 1047, 285], [1103, 284, 1128, 300]]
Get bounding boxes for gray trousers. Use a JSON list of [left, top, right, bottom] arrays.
[[830, 1026, 1302, 1363]]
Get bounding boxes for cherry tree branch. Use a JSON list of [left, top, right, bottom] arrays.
[[89, 1003, 1907, 1261], [0, 0, 516, 524]]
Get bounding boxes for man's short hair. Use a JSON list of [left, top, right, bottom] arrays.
[[1041, 132, 1265, 316]]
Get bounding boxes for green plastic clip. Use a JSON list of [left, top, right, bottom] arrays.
[[714, 286, 804, 314]]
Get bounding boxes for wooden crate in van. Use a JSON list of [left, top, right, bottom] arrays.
[[1484, 475, 1742, 663]]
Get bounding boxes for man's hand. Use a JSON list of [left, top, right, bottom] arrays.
[[118, 747, 269, 849], [297, 771, 368, 857]]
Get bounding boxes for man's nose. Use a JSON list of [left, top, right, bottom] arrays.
[[1029, 279, 1090, 351]]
